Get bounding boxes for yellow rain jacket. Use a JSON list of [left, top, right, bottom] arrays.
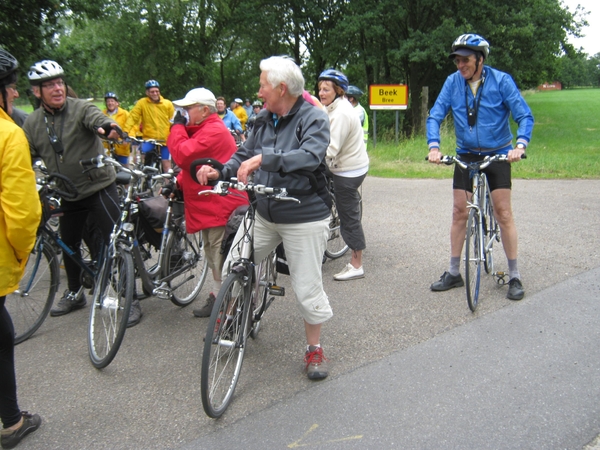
[[124, 96, 174, 142], [0, 109, 42, 297], [103, 107, 130, 157]]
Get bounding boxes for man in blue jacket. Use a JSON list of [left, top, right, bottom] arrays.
[[426, 34, 533, 301]]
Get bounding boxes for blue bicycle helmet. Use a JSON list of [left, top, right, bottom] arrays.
[[449, 34, 490, 59], [145, 79, 160, 89], [104, 92, 118, 100], [318, 69, 349, 93], [347, 85, 364, 97]]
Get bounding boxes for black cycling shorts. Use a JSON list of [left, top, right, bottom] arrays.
[[452, 153, 512, 192]]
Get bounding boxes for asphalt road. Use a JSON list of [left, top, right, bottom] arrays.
[[12, 177, 600, 449]]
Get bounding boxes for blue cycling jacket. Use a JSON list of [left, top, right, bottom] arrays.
[[219, 110, 243, 134], [427, 66, 534, 155]]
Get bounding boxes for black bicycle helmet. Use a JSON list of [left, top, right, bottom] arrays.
[[318, 69, 349, 93], [145, 80, 160, 89], [104, 92, 118, 101], [28, 60, 65, 86], [0, 49, 18, 83], [347, 85, 364, 97]]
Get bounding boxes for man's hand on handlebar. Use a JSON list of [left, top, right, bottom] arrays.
[[507, 146, 525, 163], [427, 148, 442, 164], [196, 165, 220, 185], [97, 123, 125, 141], [236, 155, 262, 184]]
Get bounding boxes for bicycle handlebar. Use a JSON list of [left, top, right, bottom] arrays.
[[204, 179, 301, 203], [425, 153, 527, 169], [44, 173, 79, 200]]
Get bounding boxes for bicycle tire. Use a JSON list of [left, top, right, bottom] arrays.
[[164, 226, 208, 306], [324, 194, 349, 259], [250, 250, 277, 339], [7, 238, 59, 344], [201, 271, 251, 418], [88, 244, 134, 369], [483, 180, 499, 274], [465, 209, 482, 312]]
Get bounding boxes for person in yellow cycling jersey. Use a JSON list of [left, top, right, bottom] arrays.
[[102, 92, 130, 166], [231, 97, 248, 131], [124, 80, 174, 172]]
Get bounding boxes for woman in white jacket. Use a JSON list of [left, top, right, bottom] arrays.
[[318, 69, 369, 281]]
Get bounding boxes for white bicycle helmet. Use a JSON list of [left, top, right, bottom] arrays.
[[449, 34, 490, 59], [28, 60, 65, 86]]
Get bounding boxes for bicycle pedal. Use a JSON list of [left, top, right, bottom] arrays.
[[494, 271, 508, 285], [268, 285, 285, 296]]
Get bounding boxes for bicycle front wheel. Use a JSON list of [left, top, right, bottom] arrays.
[[88, 245, 134, 369], [164, 226, 208, 306], [465, 209, 483, 312], [7, 239, 59, 344], [324, 195, 349, 260], [201, 271, 251, 418]]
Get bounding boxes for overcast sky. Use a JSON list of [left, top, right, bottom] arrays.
[[562, 0, 600, 56]]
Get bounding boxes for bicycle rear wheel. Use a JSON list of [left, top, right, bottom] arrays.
[[325, 194, 349, 259], [7, 238, 59, 344], [201, 271, 251, 418], [164, 225, 208, 306], [88, 244, 134, 369], [482, 181, 499, 274], [465, 209, 483, 312]]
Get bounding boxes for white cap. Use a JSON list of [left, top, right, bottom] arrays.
[[234, 97, 243, 104], [173, 88, 217, 108]]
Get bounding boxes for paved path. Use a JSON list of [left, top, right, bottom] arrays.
[[12, 177, 600, 449]]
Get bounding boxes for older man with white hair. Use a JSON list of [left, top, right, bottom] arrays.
[[196, 56, 333, 379]]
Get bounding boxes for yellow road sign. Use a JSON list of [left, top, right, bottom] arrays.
[[369, 84, 408, 110]]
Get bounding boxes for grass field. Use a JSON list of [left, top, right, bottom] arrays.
[[368, 88, 600, 179]]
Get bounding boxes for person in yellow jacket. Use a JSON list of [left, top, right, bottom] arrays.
[[232, 97, 248, 131], [0, 49, 43, 449], [124, 80, 174, 172], [102, 92, 131, 166]]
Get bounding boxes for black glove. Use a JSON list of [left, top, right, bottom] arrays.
[[161, 181, 174, 197], [171, 110, 187, 128]]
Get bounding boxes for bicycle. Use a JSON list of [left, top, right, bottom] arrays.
[[324, 176, 363, 260], [6, 164, 106, 344], [436, 153, 526, 312], [197, 175, 293, 418], [128, 137, 168, 195], [80, 155, 208, 368]]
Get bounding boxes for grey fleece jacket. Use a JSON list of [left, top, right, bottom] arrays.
[[222, 96, 331, 224], [23, 98, 116, 201]]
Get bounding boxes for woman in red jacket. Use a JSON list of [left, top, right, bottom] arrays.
[[167, 88, 247, 317]]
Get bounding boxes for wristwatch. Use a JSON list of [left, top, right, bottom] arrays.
[[516, 143, 526, 150]]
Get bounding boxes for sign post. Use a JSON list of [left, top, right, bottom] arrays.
[[369, 84, 408, 147]]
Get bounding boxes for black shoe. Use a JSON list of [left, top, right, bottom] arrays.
[[127, 299, 143, 328], [430, 271, 464, 291], [0, 412, 42, 449], [50, 290, 87, 317], [507, 278, 525, 300], [193, 293, 216, 318]]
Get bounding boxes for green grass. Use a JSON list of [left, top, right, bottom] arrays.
[[368, 88, 600, 179]]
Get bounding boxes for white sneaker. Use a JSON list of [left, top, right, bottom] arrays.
[[334, 263, 364, 281]]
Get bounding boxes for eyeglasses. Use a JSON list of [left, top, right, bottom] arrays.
[[453, 56, 474, 66], [6, 84, 18, 91], [41, 80, 65, 89]]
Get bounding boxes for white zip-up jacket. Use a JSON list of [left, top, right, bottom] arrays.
[[325, 97, 369, 175]]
